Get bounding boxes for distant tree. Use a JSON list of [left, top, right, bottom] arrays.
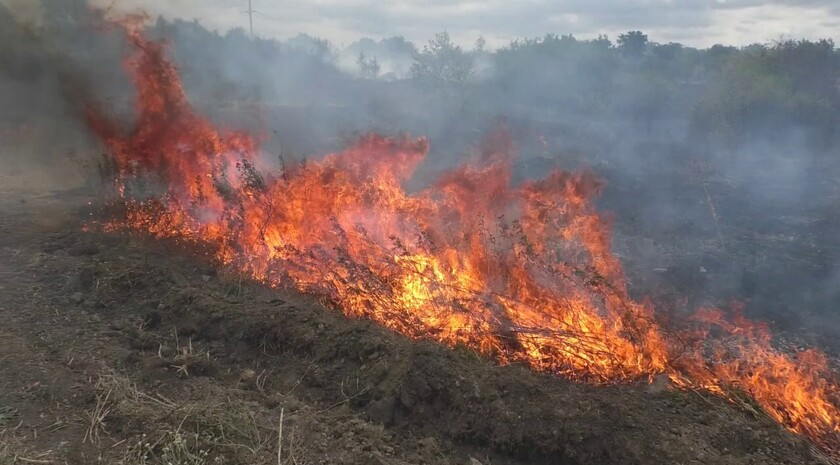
[[703, 44, 738, 73], [475, 36, 487, 53], [687, 38, 840, 149], [382, 36, 418, 56], [652, 42, 683, 62], [617, 30, 648, 57], [225, 27, 250, 45], [691, 51, 796, 147], [356, 51, 381, 79], [593, 34, 612, 50], [492, 33, 617, 112], [647, 42, 701, 80], [770, 39, 838, 99], [410, 32, 474, 87], [284, 33, 336, 62]]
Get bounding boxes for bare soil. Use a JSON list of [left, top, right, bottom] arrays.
[[0, 184, 831, 465]]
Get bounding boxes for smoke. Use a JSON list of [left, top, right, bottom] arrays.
[[0, 1, 838, 345], [0, 0, 43, 28]]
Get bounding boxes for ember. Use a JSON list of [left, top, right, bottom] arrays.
[[87, 19, 839, 457]]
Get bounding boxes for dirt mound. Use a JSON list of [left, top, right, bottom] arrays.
[[0, 192, 829, 464]]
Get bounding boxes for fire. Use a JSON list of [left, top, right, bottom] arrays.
[[672, 308, 840, 452], [86, 20, 840, 456]]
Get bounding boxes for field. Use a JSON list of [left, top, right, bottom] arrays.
[[0, 168, 831, 464], [0, 18, 838, 465]]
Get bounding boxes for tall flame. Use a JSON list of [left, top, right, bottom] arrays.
[[86, 20, 839, 456]]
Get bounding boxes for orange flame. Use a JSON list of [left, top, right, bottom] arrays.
[[86, 21, 839, 456]]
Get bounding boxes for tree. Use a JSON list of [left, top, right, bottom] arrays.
[[652, 42, 683, 62], [691, 51, 796, 147], [617, 30, 648, 57], [474, 36, 486, 53], [284, 33, 336, 63], [410, 32, 474, 87], [356, 51, 381, 79], [491, 33, 616, 113], [382, 36, 417, 56], [593, 34, 612, 50], [688, 39, 840, 149]]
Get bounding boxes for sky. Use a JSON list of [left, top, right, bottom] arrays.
[[82, 0, 840, 49]]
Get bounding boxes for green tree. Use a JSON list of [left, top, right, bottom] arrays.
[[690, 40, 839, 149], [410, 32, 474, 88], [617, 31, 648, 57], [492, 34, 616, 113]]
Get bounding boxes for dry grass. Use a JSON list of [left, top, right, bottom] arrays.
[[124, 430, 210, 465], [0, 407, 17, 429], [83, 386, 113, 444], [0, 441, 55, 465], [0, 403, 54, 465], [0, 444, 10, 465], [91, 370, 292, 465]]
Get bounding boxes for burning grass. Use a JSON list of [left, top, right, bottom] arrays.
[[85, 18, 839, 458]]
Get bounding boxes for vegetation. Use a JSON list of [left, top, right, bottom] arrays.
[[409, 32, 475, 88], [3, 0, 837, 153]]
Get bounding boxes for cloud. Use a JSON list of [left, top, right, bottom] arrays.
[[88, 0, 839, 48]]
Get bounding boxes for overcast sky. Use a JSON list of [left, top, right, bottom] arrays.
[[87, 0, 840, 49]]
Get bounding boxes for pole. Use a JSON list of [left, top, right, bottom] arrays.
[[247, 0, 254, 37]]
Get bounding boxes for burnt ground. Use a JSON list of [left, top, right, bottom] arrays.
[[0, 184, 834, 465]]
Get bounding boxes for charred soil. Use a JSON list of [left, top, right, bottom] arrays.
[[0, 190, 830, 465]]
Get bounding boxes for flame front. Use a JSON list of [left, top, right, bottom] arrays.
[[87, 22, 839, 456]]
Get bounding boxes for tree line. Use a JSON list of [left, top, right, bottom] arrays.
[[2, 1, 839, 154]]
